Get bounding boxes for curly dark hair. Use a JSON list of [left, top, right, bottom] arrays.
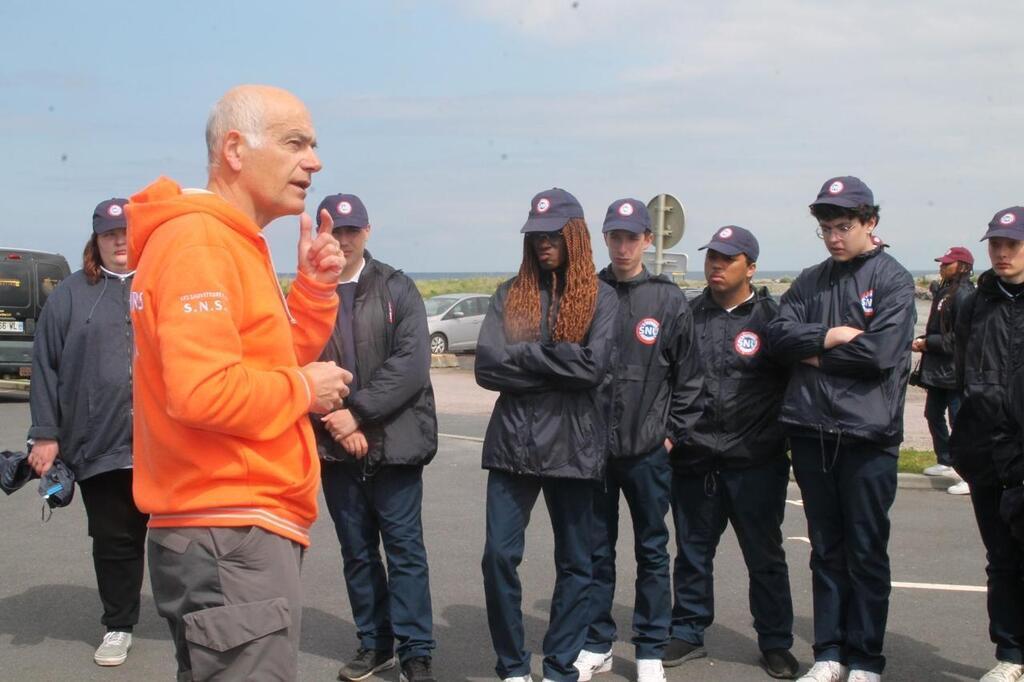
[[810, 202, 881, 226]]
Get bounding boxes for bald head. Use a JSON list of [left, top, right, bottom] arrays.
[[205, 85, 307, 168]]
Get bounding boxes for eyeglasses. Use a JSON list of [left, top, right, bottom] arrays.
[[528, 230, 565, 245], [816, 222, 858, 239]]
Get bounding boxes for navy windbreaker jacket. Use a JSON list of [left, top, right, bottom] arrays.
[[951, 271, 1024, 486], [917, 277, 974, 391], [766, 247, 916, 446], [475, 274, 617, 480], [598, 266, 703, 460], [675, 286, 787, 475]]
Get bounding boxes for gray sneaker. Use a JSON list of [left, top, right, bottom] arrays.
[[923, 464, 954, 476], [94, 631, 132, 666]]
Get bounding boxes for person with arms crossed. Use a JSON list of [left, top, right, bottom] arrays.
[[476, 188, 617, 682], [127, 84, 349, 681], [766, 176, 915, 682]]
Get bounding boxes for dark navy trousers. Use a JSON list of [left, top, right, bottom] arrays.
[[584, 446, 672, 659], [790, 437, 898, 674], [320, 462, 435, 663], [969, 483, 1024, 664], [482, 470, 594, 682], [669, 456, 794, 652], [924, 387, 961, 466]]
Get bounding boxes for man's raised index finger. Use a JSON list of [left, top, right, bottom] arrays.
[[318, 208, 335, 236]]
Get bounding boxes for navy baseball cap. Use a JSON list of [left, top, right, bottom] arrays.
[[602, 198, 651, 234], [521, 188, 584, 233], [700, 225, 760, 262], [92, 198, 128, 235], [318, 194, 369, 229], [981, 207, 1024, 241], [810, 176, 874, 209]]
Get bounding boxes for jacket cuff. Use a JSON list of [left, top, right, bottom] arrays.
[[346, 391, 372, 424], [290, 271, 338, 302], [27, 426, 58, 441]]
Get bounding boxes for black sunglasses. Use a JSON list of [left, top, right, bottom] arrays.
[[528, 230, 565, 244]]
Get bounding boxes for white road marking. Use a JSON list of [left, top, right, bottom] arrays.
[[786, 499, 804, 507], [891, 581, 986, 593], [787, 536, 811, 543]]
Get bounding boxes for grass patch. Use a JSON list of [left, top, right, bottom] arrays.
[[898, 448, 938, 474], [415, 276, 506, 298], [276, 275, 507, 299]]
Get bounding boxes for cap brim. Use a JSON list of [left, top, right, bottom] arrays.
[[981, 227, 1024, 242], [521, 215, 571, 233], [810, 197, 861, 209], [93, 221, 126, 234], [331, 219, 368, 229], [699, 240, 745, 256], [602, 219, 648, 234]]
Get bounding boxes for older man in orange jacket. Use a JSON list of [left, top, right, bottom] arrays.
[[128, 85, 350, 681]]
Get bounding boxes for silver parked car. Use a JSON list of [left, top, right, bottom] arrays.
[[425, 293, 492, 354]]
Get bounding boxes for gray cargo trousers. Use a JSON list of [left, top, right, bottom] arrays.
[[147, 526, 303, 681]]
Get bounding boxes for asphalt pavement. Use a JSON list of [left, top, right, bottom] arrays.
[[0, 394, 996, 682]]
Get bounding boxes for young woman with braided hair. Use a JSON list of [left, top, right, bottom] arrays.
[[476, 188, 618, 682]]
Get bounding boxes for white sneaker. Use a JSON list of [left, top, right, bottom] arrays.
[[94, 631, 132, 666], [502, 676, 532, 682], [636, 658, 667, 682], [980, 661, 1024, 681], [923, 464, 954, 476], [797, 660, 848, 682], [948, 480, 971, 495], [848, 670, 881, 682], [573, 649, 612, 681]]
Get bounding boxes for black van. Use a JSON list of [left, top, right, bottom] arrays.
[[0, 248, 72, 379]]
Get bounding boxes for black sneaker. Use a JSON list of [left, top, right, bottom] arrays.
[[761, 648, 799, 679], [337, 648, 396, 681], [662, 638, 707, 667], [400, 656, 437, 682]]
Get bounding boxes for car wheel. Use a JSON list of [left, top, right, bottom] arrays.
[[430, 333, 448, 354]]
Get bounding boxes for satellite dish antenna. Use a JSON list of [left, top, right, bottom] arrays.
[[647, 194, 686, 274]]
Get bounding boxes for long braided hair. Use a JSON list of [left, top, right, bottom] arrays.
[[504, 218, 599, 343]]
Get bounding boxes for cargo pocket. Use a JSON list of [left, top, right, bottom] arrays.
[[183, 597, 292, 681]]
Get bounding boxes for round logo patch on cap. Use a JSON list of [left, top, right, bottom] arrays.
[[635, 318, 660, 345], [618, 202, 634, 217], [829, 181, 845, 195], [536, 198, 551, 213], [1000, 212, 1017, 226], [107, 204, 123, 217], [734, 330, 761, 357], [860, 289, 875, 317], [718, 227, 733, 239], [337, 201, 353, 215]]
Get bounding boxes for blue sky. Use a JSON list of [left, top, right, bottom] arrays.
[[1, 0, 1020, 273]]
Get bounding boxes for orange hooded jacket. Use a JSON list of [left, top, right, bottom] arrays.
[[126, 177, 338, 547]]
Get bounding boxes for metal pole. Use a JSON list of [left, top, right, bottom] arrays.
[[654, 193, 666, 276]]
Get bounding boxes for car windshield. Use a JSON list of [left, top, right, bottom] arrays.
[[424, 296, 461, 316]]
